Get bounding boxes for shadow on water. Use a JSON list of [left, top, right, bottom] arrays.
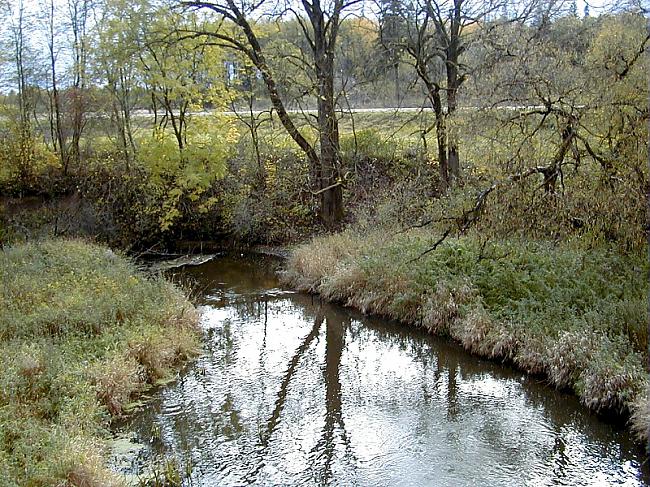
[[114, 255, 650, 486]]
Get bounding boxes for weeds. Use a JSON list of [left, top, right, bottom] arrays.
[[137, 458, 185, 487], [283, 230, 649, 444], [0, 239, 201, 486]]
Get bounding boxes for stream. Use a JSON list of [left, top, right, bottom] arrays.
[[113, 254, 649, 486]]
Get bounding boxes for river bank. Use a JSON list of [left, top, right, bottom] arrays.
[[0, 239, 201, 486], [281, 230, 649, 447], [113, 253, 649, 485]]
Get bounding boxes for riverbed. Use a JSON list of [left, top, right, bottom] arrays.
[[114, 254, 649, 486]]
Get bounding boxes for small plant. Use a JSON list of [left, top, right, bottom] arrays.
[[138, 457, 185, 487]]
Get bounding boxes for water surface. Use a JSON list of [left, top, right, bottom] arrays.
[[116, 255, 649, 486]]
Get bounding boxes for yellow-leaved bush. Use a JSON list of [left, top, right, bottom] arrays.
[[0, 106, 60, 193], [138, 116, 239, 231]]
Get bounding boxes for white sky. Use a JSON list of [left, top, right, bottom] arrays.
[[15, 0, 622, 18]]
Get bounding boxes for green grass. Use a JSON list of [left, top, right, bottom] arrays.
[[0, 239, 201, 486], [283, 230, 649, 444]]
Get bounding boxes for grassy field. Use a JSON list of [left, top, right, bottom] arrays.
[[0, 240, 201, 486], [282, 230, 649, 444]]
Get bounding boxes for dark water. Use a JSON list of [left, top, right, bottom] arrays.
[[115, 255, 649, 486]]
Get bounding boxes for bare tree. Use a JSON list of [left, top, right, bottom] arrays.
[[44, 0, 68, 170], [95, 0, 142, 167], [4, 0, 37, 187], [66, 0, 92, 168], [399, 0, 539, 189], [378, 0, 406, 106], [181, 0, 361, 226]]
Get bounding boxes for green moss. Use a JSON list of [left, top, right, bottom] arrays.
[[0, 239, 201, 486]]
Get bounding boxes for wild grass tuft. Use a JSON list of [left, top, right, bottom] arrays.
[[630, 384, 650, 445], [283, 230, 366, 292], [0, 239, 201, 486]]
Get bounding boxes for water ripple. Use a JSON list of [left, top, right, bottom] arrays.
[[115, 256, 650, 487]]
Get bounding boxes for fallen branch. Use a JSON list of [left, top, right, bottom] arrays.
[[406, 227, 453, 264], [405, 165, 551, 264], [311, 181, 343, 196]]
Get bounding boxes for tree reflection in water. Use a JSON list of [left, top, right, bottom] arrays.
[[310, 309, 356, 484], [262, 310, 324, 448], [116, 256, 649, 487]]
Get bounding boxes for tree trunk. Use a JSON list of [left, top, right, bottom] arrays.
[[48, 0, 67, 172], [69, 88, 83, 168], [416, 55, 449, 190], [13, 1, 34, 188], [51, 81, 66, 172], [394, 62, 400, 107], [111, 67, 137, 168], [68, 0, 89, 170], [230, 10, 320, 172], [111, 91, 129, 166], [185, 0, 345, 226], [446, 78, 460, 180], [446, 0, 462, 181], [316, 46, 343, 227], [430, 92, 449, 190], [543, 117, 576, 193]]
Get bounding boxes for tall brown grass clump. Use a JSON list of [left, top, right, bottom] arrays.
[[630, 385, 650, 445], [283, 231, 363, 292]]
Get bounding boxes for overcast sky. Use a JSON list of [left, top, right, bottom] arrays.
[[15, 0, 623, 18]]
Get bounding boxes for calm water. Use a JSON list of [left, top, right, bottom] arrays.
[[115, 255, 649, 486]]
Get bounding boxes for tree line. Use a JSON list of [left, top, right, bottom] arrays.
[[0, 0, 647, 231]]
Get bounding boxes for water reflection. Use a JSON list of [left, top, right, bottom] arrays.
[[116, 255, 650, 486]]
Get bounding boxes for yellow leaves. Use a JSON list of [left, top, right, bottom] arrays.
[[159, 206, 181, 232], [225, 125, 241, 145], [0, 119, 59, 187], [167, 187, 183, 199], [135, 116, 237, 232], [197, 197, 219, 214]]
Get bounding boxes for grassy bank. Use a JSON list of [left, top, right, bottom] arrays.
[[282, 230, 649, 444], [0, 239, 201, 486]]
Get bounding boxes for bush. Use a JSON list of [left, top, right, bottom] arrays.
[[0, 128, 62, 196], [221, 142, 319, 244]]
